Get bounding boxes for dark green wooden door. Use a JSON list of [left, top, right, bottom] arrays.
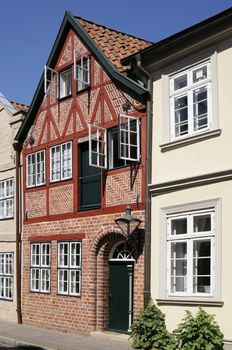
[[108, 262, 133, 333], [79, 142, 101, 210]]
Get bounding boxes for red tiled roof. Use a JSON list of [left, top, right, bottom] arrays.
[[11, 101, 29, 112], [76, 17, 153, 71]]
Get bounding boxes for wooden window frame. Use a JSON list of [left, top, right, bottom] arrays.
[[50, 141, 72, 182], [170, 61, 211, 140], [30, 243, 51, 294], [57, 241, 82, 297], [0, 252, 13, 301], [167, 209, 215, 297], [26, 150, 46, 188]]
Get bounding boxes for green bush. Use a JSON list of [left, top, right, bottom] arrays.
[[130, 301, 170, 350], [167, 308, 224, 350]]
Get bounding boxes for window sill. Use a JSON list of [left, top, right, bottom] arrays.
[[156, 298, 224, 307], [160, 129, 221, 152]]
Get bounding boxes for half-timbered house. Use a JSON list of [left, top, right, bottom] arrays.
[[15, 12, 151, 334]]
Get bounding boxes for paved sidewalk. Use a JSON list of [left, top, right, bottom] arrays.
[[0, 322, 133, 350]]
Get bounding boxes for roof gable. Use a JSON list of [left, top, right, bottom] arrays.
[[16, 11, 151, 143]]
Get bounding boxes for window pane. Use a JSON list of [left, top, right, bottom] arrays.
[[62, 142, 72, 179], [193, 214, 211, 232], [193, 87, 208, 131], [70, 270, 81, 295], [51, 146, 61, 181], [59, 69, 72, 98], [171, 218, 187, 235], [41, 269, 50, 292], [58, 269, 68, 294], [70, 243, 81, 267], [174, 95, 188, 137], [174, 74, 187, 90], [192, 65, 207, 83], [193, 240, 211, 294], [170, 242, 187, 293]]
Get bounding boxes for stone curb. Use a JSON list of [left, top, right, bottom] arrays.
[[0, 335, 55, 350]]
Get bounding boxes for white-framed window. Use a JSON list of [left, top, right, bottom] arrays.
[[57, 241, 82, 296], [50, 141, 72, 182], [0, 252, 13, 300], [59, 68, 72, 99], [89, 125, 107, 169], [44, 66, 58, 98], [167, 209, 215, 297], [0, 178, 14, 219], [170, 61, 211, 140], [30, 243, 51, 293], [26, 150, 45, 188], [88, 114, 140, 170], [74, 50, 90, 92]]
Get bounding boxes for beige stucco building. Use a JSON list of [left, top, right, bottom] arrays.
[[123, 7, 232, 349], [0, 93, 27, 322]]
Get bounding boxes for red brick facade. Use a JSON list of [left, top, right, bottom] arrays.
[[21, 23, 147, 334]]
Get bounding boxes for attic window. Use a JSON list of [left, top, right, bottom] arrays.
[[74, 50, 90, 92], [44, 66, 58, 98]]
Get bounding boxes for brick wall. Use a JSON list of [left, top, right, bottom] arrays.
[[22, 210, 145, 334]]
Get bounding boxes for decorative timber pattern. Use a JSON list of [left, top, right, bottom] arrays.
[[23, 29, 145, 220]]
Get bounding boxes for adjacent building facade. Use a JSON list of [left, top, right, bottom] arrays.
[[123, 7, 232, 348], [15, 12, 151, 334], [0, 93, 27, 322]]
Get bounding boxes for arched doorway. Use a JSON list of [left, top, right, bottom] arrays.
[[108, 241, 135, 333]]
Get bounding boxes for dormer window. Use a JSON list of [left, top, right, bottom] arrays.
[[59, 68, 72, 99], [74, 50, 90, 92]]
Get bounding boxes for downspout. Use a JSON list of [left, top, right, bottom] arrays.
[[13, 142, 23, 324], [135, 54, 153, 308]]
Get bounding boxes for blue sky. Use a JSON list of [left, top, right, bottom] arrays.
[[1, 0, 231, 105]]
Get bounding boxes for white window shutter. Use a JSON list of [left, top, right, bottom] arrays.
[[44, 66, 58, 98], [119, 114, 140, 162], [88, 124, 107, 169]]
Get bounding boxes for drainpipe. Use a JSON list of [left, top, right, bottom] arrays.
[[135, 54, 153, 308], [13, 141, 23, 324]]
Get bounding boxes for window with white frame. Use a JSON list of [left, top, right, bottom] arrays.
[[167, 209, 215, 297], [88, 114, 140, 170], [0, 252, 13, 300], [44, 66, 58, 98], [0, 178, 14, 219], [30, 243, 51, 293], [26, 150, 45, 188], [57, 242, 82, 296], [74, 50, 90, 92], [50, 141, 72, 182], [170, 61, 211, 140], [59, 68, 72, 99]]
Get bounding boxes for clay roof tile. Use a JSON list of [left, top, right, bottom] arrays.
[[76, 17, 153, 71]]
